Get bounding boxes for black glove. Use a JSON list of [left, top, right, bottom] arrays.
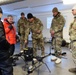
[[16, 35, 20, 43], [18, 32, 21, 36], [8, 25, 13, 30]]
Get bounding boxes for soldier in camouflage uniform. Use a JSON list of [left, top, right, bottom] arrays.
[[17, 12, 29, 52], [69, 5, 76, 73], [50, 7, 65, 64], [25, 13, 45, 57]]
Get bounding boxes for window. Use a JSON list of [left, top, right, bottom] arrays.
[[47, 16, 66, 29], [47, 17, 53, 29]]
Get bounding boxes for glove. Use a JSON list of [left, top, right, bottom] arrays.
[[8, 25, 13, 30], [36, 30, 41, 34], [18, 32, 21, 36], [16, 35, 20, 43]]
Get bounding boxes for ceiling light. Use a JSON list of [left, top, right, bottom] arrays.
[[62, 0, 76, 4], [0, 0, 24, 5]]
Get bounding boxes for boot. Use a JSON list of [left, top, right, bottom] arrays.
[[55, 51, 62, 57], [52, 52, 66, 56], [51, 56, 61, 64], [69, 68, 76, 73], [23, 47, 28, 51], [55, 58, 61, 64], [51, 56, 57, 61], [12, 61, 16, 66]]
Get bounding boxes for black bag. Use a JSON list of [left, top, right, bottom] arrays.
[[61, 40, 66, 47], [24, 47, 33, 61]]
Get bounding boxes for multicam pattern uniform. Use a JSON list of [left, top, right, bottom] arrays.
[[50, 12, 65, 56], [17, 17, 29, 51], [69, 18, 76, 59], [25, 17, 45, 56]]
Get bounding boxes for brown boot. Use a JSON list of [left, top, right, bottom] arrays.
[[69, 68, 76, 73]]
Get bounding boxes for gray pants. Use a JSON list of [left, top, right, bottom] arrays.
[[70, 41, 76, 66], [52, 37, 62, 56]]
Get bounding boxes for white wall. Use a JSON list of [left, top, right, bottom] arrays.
[[34, 10, 74, 43], [16, 9, 74, 43]]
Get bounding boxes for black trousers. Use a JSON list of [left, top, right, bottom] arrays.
[[0, 40, 13, 75], [9, 44, 15, 56], [0, 58, 13, 75], [0, 51, 13, 75]]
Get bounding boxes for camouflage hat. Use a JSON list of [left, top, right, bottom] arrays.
[[0, 7, 3, 14], [52, 7, 58, 12]]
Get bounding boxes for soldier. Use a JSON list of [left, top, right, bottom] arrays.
[[50, 7, 65, 64], [69, 5, 76, 73], [17, 12, 29, 52], [25, 13, 45, 57]]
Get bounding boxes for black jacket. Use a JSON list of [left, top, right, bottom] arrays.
[[0, 19, 10, 61]]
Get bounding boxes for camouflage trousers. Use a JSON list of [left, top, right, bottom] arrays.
[[32, 38, 45, 57], [52, 36, 62, 56], [20, 35, 28, 51], [73, 59, 76, 66], [70, 41, 76, 59]]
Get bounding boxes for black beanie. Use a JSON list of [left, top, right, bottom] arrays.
[[21, 12, 25, 16], [0, 7, 3, 14], [27, 13, 33, 19]]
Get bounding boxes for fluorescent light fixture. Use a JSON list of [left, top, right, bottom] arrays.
[[62, 0, 76, 4], [0, 0, 24, 5]]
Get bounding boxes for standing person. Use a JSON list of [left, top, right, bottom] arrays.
[[69, 5, 76, 73], [50, 7, 65, 64], [0, 7, 13, 75], [17, 12, 29, 53], [25, 13, 45, 57], [3, 15, 16, 65]]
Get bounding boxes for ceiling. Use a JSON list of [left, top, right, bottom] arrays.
[[0, 0, 76, 16], [0, 0, 24, 5]]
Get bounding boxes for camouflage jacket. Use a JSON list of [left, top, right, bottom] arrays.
[[25, 17, 43, 40], [69, 18, 76, 41], [50, 12, 65, 37], [17, 17, 29, 35]]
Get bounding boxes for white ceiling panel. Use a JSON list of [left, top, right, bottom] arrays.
[[0, 0, 76, 15]]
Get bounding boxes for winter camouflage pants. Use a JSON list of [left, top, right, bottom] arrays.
[[70, 41, 76, 66], [52, 37, 62, 56], [32, 38, 45, 57], [70, 41, 76, 59], [20, 34, 27, 51]]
